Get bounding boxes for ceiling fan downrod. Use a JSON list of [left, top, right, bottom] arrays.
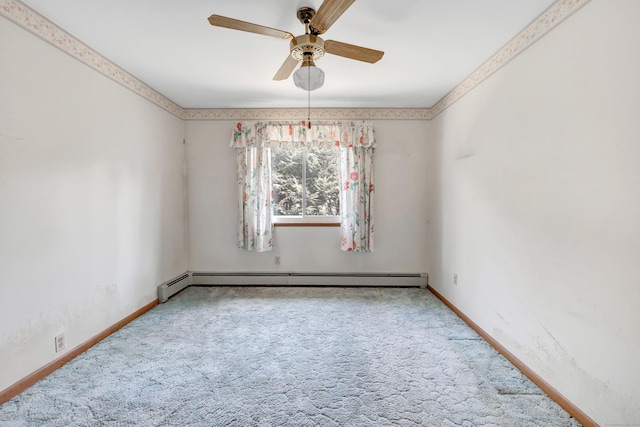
[[297, 7, 316, 35]]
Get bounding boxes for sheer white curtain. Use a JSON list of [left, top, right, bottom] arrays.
[[230, 121, 375, 252]]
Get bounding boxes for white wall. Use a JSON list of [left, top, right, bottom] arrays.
[[429, 0, 640, 424], [0, 19, 188, 391], [186, 120, 433, 274]]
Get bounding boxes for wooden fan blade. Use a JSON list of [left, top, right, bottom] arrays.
[[273, 55, 300, 81], [309, 0, 356, 34], [208, 15, 294, 40], [324, 40, 384, 63]]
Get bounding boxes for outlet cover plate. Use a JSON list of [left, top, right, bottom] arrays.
[[55, 334, 65, 353]]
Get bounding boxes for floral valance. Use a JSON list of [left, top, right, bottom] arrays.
[[231, 121, 375, 149]]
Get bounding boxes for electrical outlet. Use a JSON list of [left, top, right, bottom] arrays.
[[274, 256, 281, 265], [453, 273, 458, 285], [54, 333, 66, 353]]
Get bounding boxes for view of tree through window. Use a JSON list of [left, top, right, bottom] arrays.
[[272, 146, 339, 217]]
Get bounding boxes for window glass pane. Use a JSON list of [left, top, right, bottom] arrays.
[[305, 146, 340, 216], [272, 147, 304, 216]]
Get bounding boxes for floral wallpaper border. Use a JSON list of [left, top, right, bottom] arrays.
[[184, 108, 431, 121], [1, 0, 589, 121]]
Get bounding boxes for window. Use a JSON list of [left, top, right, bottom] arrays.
[[271, 145, 340, 224], [232, 120, 375, 252]]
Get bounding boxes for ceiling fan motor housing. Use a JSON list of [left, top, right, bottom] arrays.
[[291, 34, 325, 62]]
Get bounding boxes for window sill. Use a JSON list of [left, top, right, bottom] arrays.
[[273, 216, 339, 227], [274, 222, 340, 228]]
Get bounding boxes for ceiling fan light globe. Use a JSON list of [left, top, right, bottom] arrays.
[[293, 65, 325, 91]]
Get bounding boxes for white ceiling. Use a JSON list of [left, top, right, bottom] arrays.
[[19, 0, 556, 109]]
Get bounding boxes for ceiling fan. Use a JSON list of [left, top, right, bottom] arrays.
[[208, 0, 384, 91]]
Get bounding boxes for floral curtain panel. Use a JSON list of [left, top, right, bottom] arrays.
[[235, 146, 274, 252], [231, 121, 375, 252], [339, 142, 375, 252]]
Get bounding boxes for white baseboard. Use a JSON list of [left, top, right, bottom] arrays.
[[159, 272, 429, 303], [191, 272, 428, 288]]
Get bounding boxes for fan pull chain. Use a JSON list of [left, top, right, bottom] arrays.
[[307, 64, 312, 129]]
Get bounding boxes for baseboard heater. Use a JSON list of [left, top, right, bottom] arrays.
[[157, 273, 191, 303], [191, 272, 428, 288]]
